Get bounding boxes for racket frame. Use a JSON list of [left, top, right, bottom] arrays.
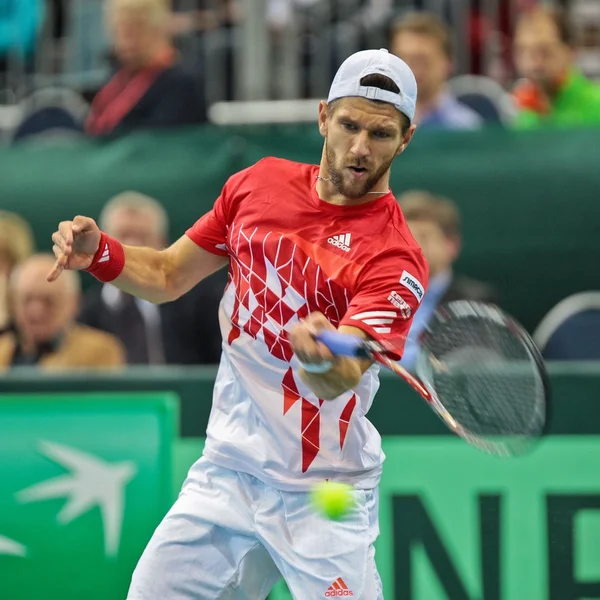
[[379, 303, 549, 455], [366, 349, 477, 447], [316, 301, 550, 456]]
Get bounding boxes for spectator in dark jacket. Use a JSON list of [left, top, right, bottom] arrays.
[[398, 190, 497, 369], [85, 0, 206, 137], [78, 191, 225, 365]]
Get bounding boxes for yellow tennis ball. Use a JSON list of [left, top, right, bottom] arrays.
[[310, 481, 355, 520]]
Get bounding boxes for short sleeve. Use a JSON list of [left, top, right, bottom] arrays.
[[340, 249, 429, 359], [186, 186, 230, 257], [186, 162, 262, 256]]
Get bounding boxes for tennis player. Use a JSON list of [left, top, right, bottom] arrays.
[[48, 49, 428, 599]]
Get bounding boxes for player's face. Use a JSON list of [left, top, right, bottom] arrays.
[[322, 98, 412, 199], [514, 18, 572, 87], [406, 219, 458, 277]]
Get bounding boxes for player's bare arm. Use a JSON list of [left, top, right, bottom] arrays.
[[289, 312, 372, 400], [48, 215, 227, 303]]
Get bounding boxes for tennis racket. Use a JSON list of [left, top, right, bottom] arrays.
[[316, 300, 550, 457]]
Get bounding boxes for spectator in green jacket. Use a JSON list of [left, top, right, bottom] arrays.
[[512, 5, 600, 129]]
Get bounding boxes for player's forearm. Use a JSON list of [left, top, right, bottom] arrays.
[[299, 357, 363, 401], [110, 245, 178, 304]]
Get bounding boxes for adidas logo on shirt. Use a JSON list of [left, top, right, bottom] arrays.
[[324, 577, 354, 596], [328, 233, 352, 252]]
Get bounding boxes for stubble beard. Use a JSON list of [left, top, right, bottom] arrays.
[[325, 140, 395, 199]]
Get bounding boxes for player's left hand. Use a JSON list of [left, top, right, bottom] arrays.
[[289, 312, 336, 367]]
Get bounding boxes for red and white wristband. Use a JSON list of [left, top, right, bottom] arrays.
[[85, 232, 125, 283]]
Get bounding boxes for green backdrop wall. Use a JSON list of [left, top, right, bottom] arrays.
[[2, 364, 599, 438], [1, 126, 599, 332], [1, 366, 600, 599], [0, 393, 177, 600]]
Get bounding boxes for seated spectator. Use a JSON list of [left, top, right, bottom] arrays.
[[398, 191, 497, 369], [0, 254, 124, 370], [390, 12, 483, 130], [513, 5, 600, 128], [85, 0, 207, 137], [78, 192, 225, 364], [0, 212, 35, 334]]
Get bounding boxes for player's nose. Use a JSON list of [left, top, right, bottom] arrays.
[[349, 131, 370, 159]]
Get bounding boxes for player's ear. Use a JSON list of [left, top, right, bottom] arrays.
[[318, 101, 329, 138], [396, 124, 417, 156]]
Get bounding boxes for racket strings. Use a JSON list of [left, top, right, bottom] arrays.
[[418, 316, 545, 440]]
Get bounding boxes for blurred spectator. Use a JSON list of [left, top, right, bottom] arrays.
[[390, 12, 483, 130], [513, 5, 600, 128], [78, 192, 224, 365], [85, 0, 207, 137], [0, 212, 35, 335], [0, 254, 124, 370], [398, 191, 497, 370]]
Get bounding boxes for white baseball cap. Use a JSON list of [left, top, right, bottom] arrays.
[[327, 48, 418, 122]]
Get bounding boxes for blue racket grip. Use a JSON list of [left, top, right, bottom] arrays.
[[315, 331, 366, 357]]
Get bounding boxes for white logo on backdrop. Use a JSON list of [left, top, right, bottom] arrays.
[[16, 441, 137, 558], [0, 535, 27, 557]]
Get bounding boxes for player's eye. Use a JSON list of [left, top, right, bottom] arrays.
[[342, 121, 358, 132], [372, 130, 391, 139]]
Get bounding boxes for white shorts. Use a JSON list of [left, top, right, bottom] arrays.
[[127, 457, 383, 599]]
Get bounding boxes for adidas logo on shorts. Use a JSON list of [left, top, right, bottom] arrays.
[[324, 577, 354, 596], [328, 233, 352, 252]]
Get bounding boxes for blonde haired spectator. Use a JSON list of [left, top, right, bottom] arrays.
[[0, 211, 35, 333], [0, 254, 125, 370], [85, 0, 206, 136]]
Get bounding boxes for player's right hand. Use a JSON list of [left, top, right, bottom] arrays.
[[47, 216, 102, 282], [289, 312, 336, 366]]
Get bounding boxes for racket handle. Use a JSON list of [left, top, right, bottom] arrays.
[[315, 331, 367, 357]]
